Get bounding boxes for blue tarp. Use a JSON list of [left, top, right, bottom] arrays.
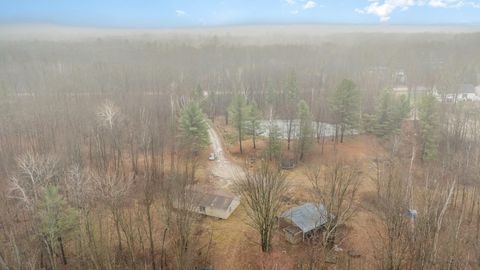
[[281, 203, 329, 233], [406, 209, 417, 220]]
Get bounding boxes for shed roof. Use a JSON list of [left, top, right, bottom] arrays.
[[188, 186, 238, 211], [281, 203, 329, 233]]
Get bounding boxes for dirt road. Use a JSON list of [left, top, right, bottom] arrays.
[[207, 123, 243, 188]]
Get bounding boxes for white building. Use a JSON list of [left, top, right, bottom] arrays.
[[174, 185, 240, 220], [445, 84, 480, 102]]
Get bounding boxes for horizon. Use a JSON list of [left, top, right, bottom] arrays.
[[5, 21, 480, 30], [2, 23, 480, 42]]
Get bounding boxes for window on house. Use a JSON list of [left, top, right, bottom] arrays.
[[199, 206, 206, 213]]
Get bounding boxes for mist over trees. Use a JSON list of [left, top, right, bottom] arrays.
[[0, 29, 480, 269]]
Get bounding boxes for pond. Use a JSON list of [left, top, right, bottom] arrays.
[[258, 120, 358, 139]]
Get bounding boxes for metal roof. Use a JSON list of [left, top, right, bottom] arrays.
[[281, 203, 329, 233], [189, 186, 238, 211]]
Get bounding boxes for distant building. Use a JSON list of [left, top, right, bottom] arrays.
[[392, 86, 432, 96], [444, 84, 479, 102], [280, 203, 330, 244], [393, 70, 406, 85], [459, 84, 478, 100], [392, 85, 435, 106], [173, 186, 240, 220], [392, 86, 409, 97]]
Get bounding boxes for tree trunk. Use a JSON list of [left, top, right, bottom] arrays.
[[0, 253, 10, 270], [161, 227, 168, 269], [334, 124, 338, 143], [239, 127, 243, 154], [287, 119, 293, 151], [260, 227, 272, 253], [58, 237, 67, 265], [340, 125, 345, 143], [146, 203, 156, 270], [114, 211, 123, 252]]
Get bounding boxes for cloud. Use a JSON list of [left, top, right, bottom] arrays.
[[356, 0, 477, 21], [428, 0, 465, 7], [291, 10, 300, 15], [175, 10, 187, 17], [285, 0, 296, 5], [303, 0, 317, 9]]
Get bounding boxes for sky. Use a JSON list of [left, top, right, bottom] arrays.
[[1, 0, 480, 28]]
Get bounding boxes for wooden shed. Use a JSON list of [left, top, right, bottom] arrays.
[[280, 203, 329, 244]]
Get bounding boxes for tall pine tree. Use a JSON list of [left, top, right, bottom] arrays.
[[419, 94, 440, 161], [245, 101, 263, 150], [178, 101, 210, 153], [38, 185, 78, 267], [266, 124, 282, 161], [370, 89, 411, 137], [296, 100, 313, 161], [229, 95, 249, 154], [329, 79, 361, 143]]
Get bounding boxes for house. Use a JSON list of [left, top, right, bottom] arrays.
[[174, 186, 240, 220], [392, 86, 409, 97], [280, 203, 330, 244], [459, 84, 477, 100], [445, 84, 479, 102]]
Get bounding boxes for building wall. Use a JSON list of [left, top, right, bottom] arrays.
[[457, 93, 478, 101], [284, 229, 303, 244]]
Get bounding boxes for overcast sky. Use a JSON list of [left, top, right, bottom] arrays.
[[1, 0, 480, 28]]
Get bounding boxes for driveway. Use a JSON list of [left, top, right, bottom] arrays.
[[207, 123, 243, 188]]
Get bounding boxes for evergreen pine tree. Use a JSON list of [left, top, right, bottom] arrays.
[[296, 100, 313, 161], [38, 185, 78, 266], [419, 94, 440, 161], [229, 95, 249, 154], [178, 101, 210, 153], [245, 101, 263, 149], [329, 79, 361, 143]]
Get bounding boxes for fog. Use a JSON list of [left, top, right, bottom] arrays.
[[2, 23, 480, 43], [1, 23, 480, 269]]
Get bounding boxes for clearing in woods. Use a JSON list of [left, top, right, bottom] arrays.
[[200, 120, 384, 269]]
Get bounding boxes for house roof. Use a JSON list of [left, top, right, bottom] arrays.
[[392, 86, 430, 92], [281, 203, 329, 233], [188, 186, 238, 211], [458, 84, 476, 94]]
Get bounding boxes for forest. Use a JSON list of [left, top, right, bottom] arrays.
[[0, 29, 480, 269]]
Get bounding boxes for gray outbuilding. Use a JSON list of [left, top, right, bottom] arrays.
[[280, 203, 330, 244]]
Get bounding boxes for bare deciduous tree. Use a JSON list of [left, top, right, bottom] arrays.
[[164, 172, 198, 270], [305, 161, 360, 249], [97, 100, 120, 129], [235, 162, 289, 253], [90, 170, 132, 260], [8, 152, 58, 209]]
